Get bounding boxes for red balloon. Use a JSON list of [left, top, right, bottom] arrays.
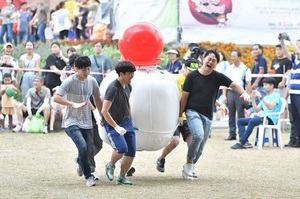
[[119, 22, 163, 66]]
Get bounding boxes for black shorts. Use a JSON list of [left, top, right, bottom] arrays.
[[23, 108, 44, 118], [174, 120, 190, 142]]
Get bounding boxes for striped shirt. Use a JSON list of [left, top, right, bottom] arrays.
[[289, 54, 300, 95]]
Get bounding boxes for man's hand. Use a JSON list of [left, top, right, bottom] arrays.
[[72, 101, 88, 108], [178, 117, 183, 126], [240, 93, 250, 102], [219, 104, 229, 115], [114, 125, 127, 135]]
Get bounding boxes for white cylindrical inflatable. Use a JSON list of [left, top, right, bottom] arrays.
[[99, 67, 180, 151]]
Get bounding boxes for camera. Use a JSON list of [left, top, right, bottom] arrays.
[[278, 32, 290, 41], [190, 46, 206, 59]]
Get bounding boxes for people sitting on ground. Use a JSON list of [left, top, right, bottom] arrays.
[[230, 77, 282, 149], [13, 75, 51, 133]]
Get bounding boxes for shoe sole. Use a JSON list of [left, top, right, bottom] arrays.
[[182, 170, 194, 180]]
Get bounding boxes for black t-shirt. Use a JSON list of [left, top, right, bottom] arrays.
[[104, 79, 131, 124], [270, 57, 292, 88], [183, 70, 232, 120], [45, 54, 66, 87]]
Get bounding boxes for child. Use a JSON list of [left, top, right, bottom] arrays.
[[0, 54, 17, 85], [1, 73, 18, 130]]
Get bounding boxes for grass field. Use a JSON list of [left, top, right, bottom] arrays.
[[0, 128, 299, 199]]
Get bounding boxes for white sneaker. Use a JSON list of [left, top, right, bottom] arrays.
[[44, 125, 48, 134], [12, 124, 22, 132], [91, 172, 99, 180], [86, 176, 95, 187], [182, 163, 194, 180]]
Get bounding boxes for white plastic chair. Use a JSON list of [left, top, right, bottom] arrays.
[[257, 97, 286, 149]]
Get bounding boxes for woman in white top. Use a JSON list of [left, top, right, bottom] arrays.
[[19, 41, 41, 103]]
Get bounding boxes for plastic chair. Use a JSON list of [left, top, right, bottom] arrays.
[[256, 98, 286, 149]]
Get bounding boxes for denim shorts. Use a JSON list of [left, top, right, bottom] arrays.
[[104, 117, 136, 157]]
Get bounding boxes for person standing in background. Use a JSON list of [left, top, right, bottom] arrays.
[[0, 0, 15, 44]]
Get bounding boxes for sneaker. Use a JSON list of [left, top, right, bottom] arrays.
[[0, 126, 5, 132], [91, 172, 99, 180], [193, 171, 198, 178], [86, 176, 95, 187], [126, 167, 135, 177], [44, 125, 48, 134], [230, 142, 245, 149], [105, 163, 115, 181], [243, 141, 253, 148], [12, 124, 22, 132], [76, 159, 83, 177], [182, 163, 194, 180], [156, 158, 165, 173], [116, 175, 133, 185]]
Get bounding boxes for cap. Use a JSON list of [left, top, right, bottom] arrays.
[[3, 43, 13, 50], [167, 49, 178, 54], [185, 58, 199, 70]]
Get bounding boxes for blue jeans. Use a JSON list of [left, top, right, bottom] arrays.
[[65, 125, 93, 179], [20, 73, 35, 103], [19, 30, 29, 44], [37, 23, 46, 43], [185, 109, 212, 164], [0, 23, 13, 43], [237, 116, 273, 145], [288, 104, 298, 141]]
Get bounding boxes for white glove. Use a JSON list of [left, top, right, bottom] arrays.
[[92, 109, 101, 125], [240, 93, 250, 102], [219, 104, 229, 115], [114, 125, 127, 135], [72, 101, 88, 108], [178, 117, 183, 126]]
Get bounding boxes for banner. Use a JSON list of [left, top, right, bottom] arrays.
[[113, 0, 179, 43], [180, 0, 300, 44]]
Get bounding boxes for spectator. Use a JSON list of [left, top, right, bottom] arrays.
[[280, 33, 300, 148], [88, 41, 112, 86], [17, 2, 31, 45], [13, 75, 51, 133], [251, 44, 268, 100], [19, 41, 41, 103], [165, 49, 182, 74], [230, 77, 282, 149], [30, 0, 50, 43], [51, 1, 71, 40], [44, 42, 67, 96], [74, 0, 89, 40], [0, 0, 15, 44], [223, 50, 252, 142], [0, 54, 17, 85], [1, 73, 17, 129]]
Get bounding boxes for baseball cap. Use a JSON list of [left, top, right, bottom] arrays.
[[185, 58, 199, 70], [167, 49, 179, 54], [3, 43, 13, 50]]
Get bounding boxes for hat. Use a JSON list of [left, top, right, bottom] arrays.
[[167, 49, 178, 54], [185, 58, 199, 71], [263, 77, 276, 86], [3, 43, 13, 50]]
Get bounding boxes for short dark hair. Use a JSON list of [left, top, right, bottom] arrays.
[[275, 44, 282, 48], [74, 56, 91, 69], [3, 73, 12, 79], [69, 54, 80, 67], [67, 47, 76, 54], [253, 43, 263, 53], [93, 41, 103, 47], [204, 50, 220, 63], [218, 51, 227, 61], [232, 50, 242, 57], [263, 77, 276, 86], [115, 61, 136, 76], [51, 41, 60, 48]]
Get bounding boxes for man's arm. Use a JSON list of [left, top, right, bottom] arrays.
[[179, 91, 189, 117], [53, 94, 75, 107], [101, 100, 117, 128], [252, 67, 264, 89], [37, 97, 50, 113]]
